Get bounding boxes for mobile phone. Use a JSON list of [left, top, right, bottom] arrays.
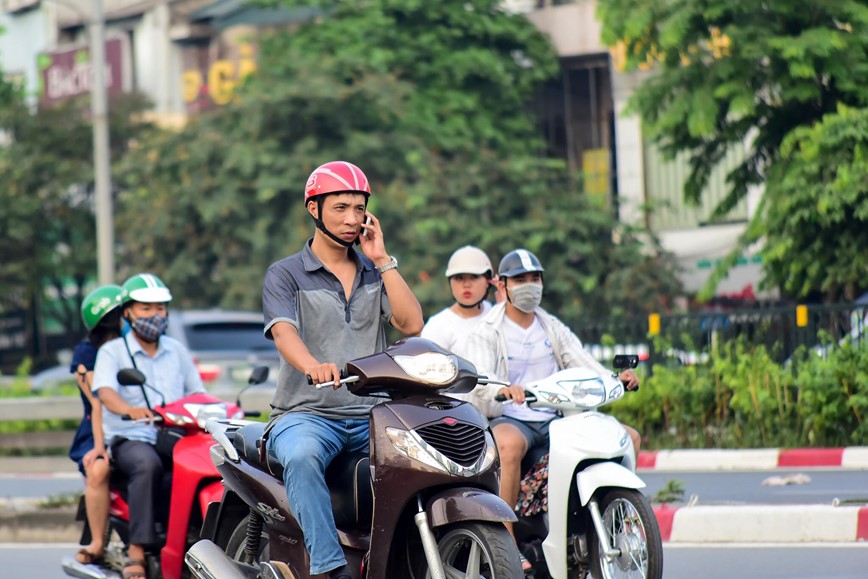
[[356, 215, 372, 245]]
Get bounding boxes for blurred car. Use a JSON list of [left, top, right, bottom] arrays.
[[165, 309, 280, 411], [584, 342, 708, 372], [29, 363, 75, 391]]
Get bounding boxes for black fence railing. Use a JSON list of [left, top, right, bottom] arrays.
[[572, 303, 867, 366]]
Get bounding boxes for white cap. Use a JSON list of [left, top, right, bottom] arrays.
[[445, 246, 493, 278]]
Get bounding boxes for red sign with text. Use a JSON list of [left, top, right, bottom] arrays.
[[38, 37, 125, 107]]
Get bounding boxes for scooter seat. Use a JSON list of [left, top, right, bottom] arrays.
[[232, 423, 285, 478], [231, 422, 373, 530], [326, 451, 373, 531]]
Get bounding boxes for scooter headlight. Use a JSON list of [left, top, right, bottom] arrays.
[[562, 378, 606, 407], [184, 403, 229, 428], [479, 431, 497, 472], [393, 353, 458, 384], [386, 427, 497, 477], [386, 427, 448, 473]]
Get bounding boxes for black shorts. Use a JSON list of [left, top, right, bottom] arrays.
[[489, 415, 553, 449]]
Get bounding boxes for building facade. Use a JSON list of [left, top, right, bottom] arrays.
[[514, 0, 764, 298]]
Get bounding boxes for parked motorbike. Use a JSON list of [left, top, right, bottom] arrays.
[[185, 336, 525, 579], [501, 355, 663, 579], [61, 367, 250, 579]]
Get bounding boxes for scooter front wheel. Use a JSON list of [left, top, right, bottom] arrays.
[[416, 521, 523, 579], [588, 489, 663, 579]]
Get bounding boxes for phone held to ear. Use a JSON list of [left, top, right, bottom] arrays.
[[357, 216, 372, 244]]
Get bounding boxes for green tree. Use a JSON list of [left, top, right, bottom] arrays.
[[759, 105, 868, 301], [598, 0, 868, 216], [0, 92, 151, 357], [116, 51, 421, 309], [116, 0, 682, 322]]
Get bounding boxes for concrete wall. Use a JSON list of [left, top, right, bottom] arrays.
[[0, 6, 56, 102]]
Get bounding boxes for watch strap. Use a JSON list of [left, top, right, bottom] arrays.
[[376, 256, 398, 274]]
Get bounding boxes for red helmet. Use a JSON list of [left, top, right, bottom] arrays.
[[304, 161, 371, 204]]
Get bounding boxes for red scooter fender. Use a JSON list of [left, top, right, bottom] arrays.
[[199, 480, 225, 516], [161, 432, 222, 579], [425, 487, 517, 528]]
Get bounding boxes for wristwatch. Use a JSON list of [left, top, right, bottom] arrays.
[[376, 256, 398, 274]]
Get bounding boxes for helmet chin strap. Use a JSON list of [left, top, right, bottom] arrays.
[[311, 197, 356, 248]]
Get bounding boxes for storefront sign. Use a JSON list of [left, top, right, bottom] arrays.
[[37, 37, 126, 107], [181, 41, 256, 114]]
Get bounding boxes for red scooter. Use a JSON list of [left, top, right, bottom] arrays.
[[61, 367, 255, 579]]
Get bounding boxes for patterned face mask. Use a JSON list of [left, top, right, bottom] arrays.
[[130, 314, 168, 343]]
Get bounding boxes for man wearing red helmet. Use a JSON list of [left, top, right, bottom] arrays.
[[263, 161, 423, 579]]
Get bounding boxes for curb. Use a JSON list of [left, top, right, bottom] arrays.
[[653, 504, 868, 543], [0, 500, 79, 542], [638, 447, 868, 471], [3, 499, 868, 545]]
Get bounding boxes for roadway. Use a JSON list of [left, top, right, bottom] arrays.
[[3, 542, 867, 578]]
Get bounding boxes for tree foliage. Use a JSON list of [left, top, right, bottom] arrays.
[[598, 0, 868, 217], [0, 92, 151, 349], [759, 105, 868, 301], [116, 0, 682, 324], [116, 50, 421, 309]]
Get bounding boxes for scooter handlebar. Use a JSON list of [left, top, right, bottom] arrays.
[[493, 391, 537, 404], [121, 414, 164, 423], [308, 374, 360, 390]]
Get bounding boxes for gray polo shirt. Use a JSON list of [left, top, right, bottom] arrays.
[[263, 240, 393, 422]]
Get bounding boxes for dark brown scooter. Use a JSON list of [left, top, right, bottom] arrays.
[[185, 337, 523, 579]]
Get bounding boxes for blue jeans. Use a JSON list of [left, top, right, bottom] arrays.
[[267, 413, 370, 575]]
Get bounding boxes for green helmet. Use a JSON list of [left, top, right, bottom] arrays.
[[81, 285, 124, 331], [121, 273, 173, 305]]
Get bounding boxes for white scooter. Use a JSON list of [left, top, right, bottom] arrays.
[[496, 355, 663, 579]]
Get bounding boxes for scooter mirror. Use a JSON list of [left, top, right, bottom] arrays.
[[612, 354, 639, 370], [117, 368, 147, 387], [248, 365, 269, 385]]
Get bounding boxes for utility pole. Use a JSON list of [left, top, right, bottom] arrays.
[[90, 0, 114, 284]]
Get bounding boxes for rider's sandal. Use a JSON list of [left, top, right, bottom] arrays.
[[75, 547, 104, 565], [519, 553, 535, 578], [122, 558, 147, 579]]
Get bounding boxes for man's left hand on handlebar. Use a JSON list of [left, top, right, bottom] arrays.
[[498, 384, 527, 404], [619, 369, 639, 391]]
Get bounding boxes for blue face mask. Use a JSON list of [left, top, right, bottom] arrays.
[[121, 318, 131, 337]]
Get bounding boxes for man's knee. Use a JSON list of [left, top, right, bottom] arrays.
[[277, 439, 326, 474], [492, 427, 527, 466], [125, 447, 163, 482]]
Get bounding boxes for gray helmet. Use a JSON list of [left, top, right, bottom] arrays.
[[498, 249, 544, 278]]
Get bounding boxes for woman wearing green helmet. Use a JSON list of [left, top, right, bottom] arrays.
[[70, 284, 124, 566]]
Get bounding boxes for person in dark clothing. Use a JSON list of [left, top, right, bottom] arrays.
[[70, 284, 124, 565]]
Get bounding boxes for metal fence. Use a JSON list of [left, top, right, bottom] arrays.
[[574, 303, 868, 365]]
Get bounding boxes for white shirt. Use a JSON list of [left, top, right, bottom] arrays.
[[501, 316, 558, 422], [421, 301, 492, 353]]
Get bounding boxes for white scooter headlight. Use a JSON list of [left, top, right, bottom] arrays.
[[393, 353, 458, 384], [560, 378, 607, 407], [184, 403, 229, 429]]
